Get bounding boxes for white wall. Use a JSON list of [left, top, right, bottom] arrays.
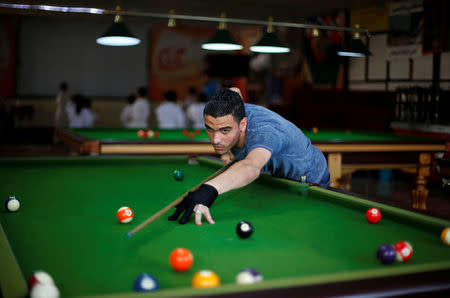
[[17, 17, 149, 97], [349, 33, 450, 91]]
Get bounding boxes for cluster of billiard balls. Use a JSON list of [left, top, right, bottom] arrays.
[[137, 129, 159, 139], [182, 129, 201, 139], [133, 246, 263, 292]]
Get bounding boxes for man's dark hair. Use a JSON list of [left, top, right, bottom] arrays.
[[127, 94, 136, 105], [163, 90, 177, 102], [204, 88, 245, 123], [137, 87, 147, 97]]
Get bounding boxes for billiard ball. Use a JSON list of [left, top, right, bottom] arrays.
[[28, 270, 55, 290], [235, 268, 263, 285], [312, 127, 318, 134], [188, 133, 194, 139], [169, 248, 193, 271], [153, 131, 160, 138], [441, 227, 450, 246], [192, 270, 220, 288], [236, 221, 253, 239], [173, 169, 184, 181], [146, 129, 154, 138], [366, 208, 381, 224], [194, 129, 201, 135], [5, 196, 20, 212], [394, 241, 413, 262], [117, 206, 134, 223], [30, 283, 60, 298], [182, 129, 188, 136], [133, 273, 159, 292], [137, 130, 145, 137], [376, 243, 396, 264]]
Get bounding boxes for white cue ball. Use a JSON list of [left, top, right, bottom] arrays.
[[6, 196, 20, 212], [30, 283, 60, 298]]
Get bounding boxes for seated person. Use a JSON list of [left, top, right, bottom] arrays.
[[155, 90, 187, 129], [67, 95, 97, 128], [186, 93, 207, 129], [120, 94, 136, 128]]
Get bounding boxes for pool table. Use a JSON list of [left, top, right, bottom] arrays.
[[1, 156, 450, 297], [56, 128, 447, 210]]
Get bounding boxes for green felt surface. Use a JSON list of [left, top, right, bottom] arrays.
[[302, 129, 430, 142], [1, 157, 450, 297], [71, 128, 210, 141], [69, 128, 430, 143]]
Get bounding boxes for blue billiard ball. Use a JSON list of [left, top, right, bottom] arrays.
[[134, 273, 158, 292], [376, 244, 396, 264]]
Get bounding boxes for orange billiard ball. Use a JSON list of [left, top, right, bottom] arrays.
[[117, 206, 134, 223], [192, 270, 220, 288], [169, 248, 193, 271], [312, 127, 318, 134]]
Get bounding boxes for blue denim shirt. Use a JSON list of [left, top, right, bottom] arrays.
[[231, 104, 330, 185]]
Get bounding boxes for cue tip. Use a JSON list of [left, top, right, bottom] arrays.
[[126, 232, 132, 238]]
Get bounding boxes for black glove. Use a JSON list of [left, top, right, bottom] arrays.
[[168, 184, 218, 224]]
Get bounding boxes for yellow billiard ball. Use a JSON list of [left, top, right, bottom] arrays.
[[441, 227, 450, 246], [192, 270, 220, 288]]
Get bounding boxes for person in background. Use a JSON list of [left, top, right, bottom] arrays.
[[128, 87, 150, 128], [183, 86, 197, 111], [186, 92, 207, 129], [120, 94, 136, 128], [67, 94, 97, 128], [55, 82, 70, 128], [155, 90, 186, 128]]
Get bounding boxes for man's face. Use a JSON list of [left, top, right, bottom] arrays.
[[204, 114, 246, 155]]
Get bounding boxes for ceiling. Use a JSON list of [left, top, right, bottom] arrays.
[[1, 0, 386, 23]]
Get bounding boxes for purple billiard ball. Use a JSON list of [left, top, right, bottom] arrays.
[[376, 243, 396, 264]]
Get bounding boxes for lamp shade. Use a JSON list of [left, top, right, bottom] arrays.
[[201, 29, 243, 51], [96, 21, 140, 46], [337, 38, 371, 57], [250, 32, 290, 53]]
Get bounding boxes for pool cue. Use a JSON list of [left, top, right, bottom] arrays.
[[126, 161, 235, 238]]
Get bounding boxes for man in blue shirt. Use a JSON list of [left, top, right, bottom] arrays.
[[169, 88, 330, 225]]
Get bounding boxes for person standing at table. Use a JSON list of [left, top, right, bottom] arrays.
[[55, 82, 70, 128], [168, 87, 330, 225], [120, 94, 136, 128], [67, 95, 97, 128], [155, 90, 186, 128], [128, 87, 150, 128], [186, 92, 207, 129]]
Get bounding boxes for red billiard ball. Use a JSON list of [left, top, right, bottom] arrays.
[[137, 130, 145, 137], [366, 208, 381, 223], [188, 133, 194, 139], [143, 131, 149, 138], [169, 248, 193, 271], [153, 131, 160, 138], [182, 129, 188, 136], [194, 129, 201, 135], [394, 241, 413, 262]]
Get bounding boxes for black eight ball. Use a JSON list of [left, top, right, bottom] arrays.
[[236, 220, 253, 238]]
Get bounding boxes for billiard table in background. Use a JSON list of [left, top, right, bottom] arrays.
[[1, 156, 450, 297], [56, 128, 447, 210]]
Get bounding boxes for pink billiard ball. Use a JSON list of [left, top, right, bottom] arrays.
[[366, 208, 381, 224]]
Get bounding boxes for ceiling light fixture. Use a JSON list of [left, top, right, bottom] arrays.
[[337, 24, 371, 57], [96, 5, 140, 46], [201, 13, 243, 51], [250, 17, 290, 53]]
